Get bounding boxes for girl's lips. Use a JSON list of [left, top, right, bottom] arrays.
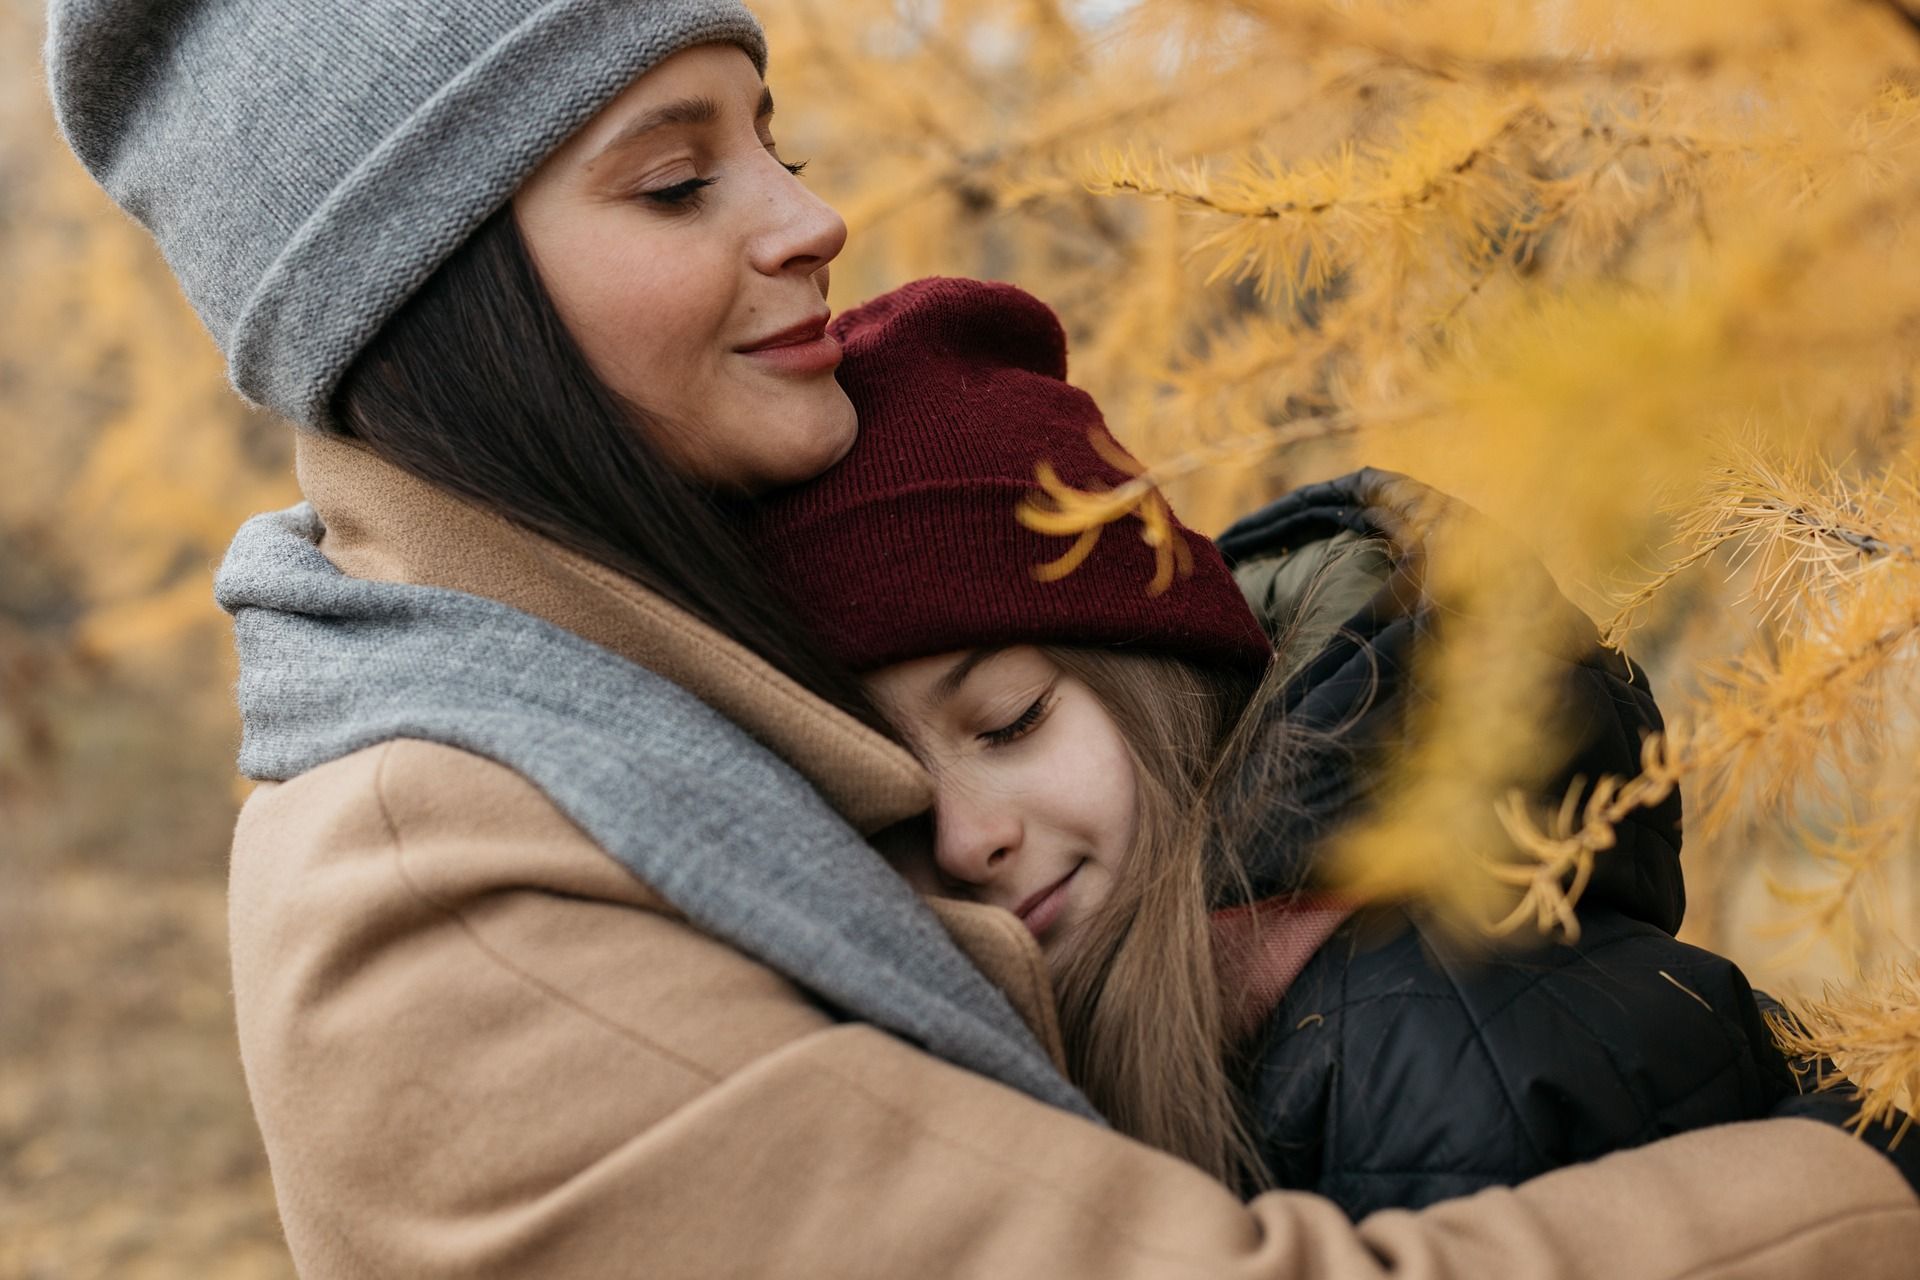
[[1014, 862, 1082, 941]]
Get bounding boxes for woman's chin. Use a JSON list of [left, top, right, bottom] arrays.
[[813, 402, 859, 471], [773, 391, 858, 481], [734, 413, 858, 494], [679, 381, 856, 494]]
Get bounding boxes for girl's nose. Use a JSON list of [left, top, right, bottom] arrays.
[[932, 790, 1023, 890]]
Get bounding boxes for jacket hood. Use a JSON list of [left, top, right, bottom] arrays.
[[1217, 468, 1686, 935]]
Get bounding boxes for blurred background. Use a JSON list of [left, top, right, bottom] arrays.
[[5, 0, 1919, 1274], [4, 0, 300, 1272]]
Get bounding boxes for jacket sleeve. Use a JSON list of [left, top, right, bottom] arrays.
[[229, 740, 1920, 1280], [1251, 908, 1805, 1220]]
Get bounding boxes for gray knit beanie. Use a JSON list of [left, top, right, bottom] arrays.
[[45, 1, 767, 429]]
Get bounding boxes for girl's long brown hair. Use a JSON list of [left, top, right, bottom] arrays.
[[1042, 584, 1350, 1192], [1043, 646, 1272, 1189]]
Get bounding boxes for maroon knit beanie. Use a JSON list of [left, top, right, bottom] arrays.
[[740, 277, 1273, 676]]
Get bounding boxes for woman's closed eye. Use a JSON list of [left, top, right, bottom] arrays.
[[979, 693, 1054, 747], [635, 156, 807, 211], [634, 175, 717, 208], [759, 128, 809, 177]]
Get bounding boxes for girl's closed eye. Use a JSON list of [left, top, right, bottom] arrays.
[[979, 692, 1054, 747]]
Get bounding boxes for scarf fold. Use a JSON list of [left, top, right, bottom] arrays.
[[216, 503, 1096, 1121]]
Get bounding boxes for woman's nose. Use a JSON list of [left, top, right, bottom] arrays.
[[749, 160, 848, 278], [932, 791, 1023, 890]]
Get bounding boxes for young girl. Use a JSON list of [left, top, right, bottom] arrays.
[[744, 276, 1802, 1209]]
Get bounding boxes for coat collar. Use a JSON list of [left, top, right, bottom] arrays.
[[294, 430, 931, 835]]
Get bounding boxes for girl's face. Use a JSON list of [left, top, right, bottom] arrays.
[[515, 43, 853, 494], [866, 647, 1138, 956]]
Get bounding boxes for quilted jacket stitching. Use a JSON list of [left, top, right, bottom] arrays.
[[1427, 950, 1554, 1170], [1307, 925, 1738, 1178]]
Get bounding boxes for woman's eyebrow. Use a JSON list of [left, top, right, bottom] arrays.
[[592, 95, 720, 163], [591, 87, 775, 168]]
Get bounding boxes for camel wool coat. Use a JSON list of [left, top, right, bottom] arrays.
[[226, 433, 1920, 1278]]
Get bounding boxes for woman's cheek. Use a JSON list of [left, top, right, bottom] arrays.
[[597, 297, 717, 423]]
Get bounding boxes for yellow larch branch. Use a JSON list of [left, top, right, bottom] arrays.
[[1685, 584, 1920, 846], [1488, 731, 1685, 943], [1201, 0, 1823, 85], [1013, 408, 1394, 596], [1605, 444, 1920, 648], [1083, 99, 1527, 225], [1769, 961, 1920, 1148], [1018, 451, 1191, 597], [1758, 803, 1911, 967]]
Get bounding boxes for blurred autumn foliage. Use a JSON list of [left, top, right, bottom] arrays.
[[2, 0, 301, 1273], [5, 0, 1920, 1274], [761, 0, 1920, 1127]]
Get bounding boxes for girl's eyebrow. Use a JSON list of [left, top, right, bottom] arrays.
[[932, 648, 1009, 703]]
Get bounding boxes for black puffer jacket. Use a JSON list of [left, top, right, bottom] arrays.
[[1215, 470, 1797, 1217]]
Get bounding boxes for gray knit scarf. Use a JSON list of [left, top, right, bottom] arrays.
[[215, 504, 1095, 1120]]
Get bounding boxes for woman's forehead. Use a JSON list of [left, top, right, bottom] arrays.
[[537, 43, 765, 177]]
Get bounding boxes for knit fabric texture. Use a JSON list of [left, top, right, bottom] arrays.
[[741, 277, 1274, 676], [44, 0, 766, 429]]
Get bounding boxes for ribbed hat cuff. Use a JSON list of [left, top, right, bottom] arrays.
[[762, 482, 1274, 676], [228, 0, 766, 428]]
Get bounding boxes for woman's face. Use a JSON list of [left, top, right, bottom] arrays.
[[865, 647, 1138, 959], [515, 44, 853, 494]]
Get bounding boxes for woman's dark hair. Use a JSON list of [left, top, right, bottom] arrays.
[[331, 205, 884, 730]]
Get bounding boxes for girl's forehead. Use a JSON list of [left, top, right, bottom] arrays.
[[868, 647, 1053, 713]]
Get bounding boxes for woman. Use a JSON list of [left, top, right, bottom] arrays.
[[44, 3, 1920, 1276]]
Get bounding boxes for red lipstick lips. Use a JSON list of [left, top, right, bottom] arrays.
[[735, 313, 841, 375]]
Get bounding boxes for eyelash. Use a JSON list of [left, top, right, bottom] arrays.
[[979, 694, 1053, 748], [636, 157, 809, 209], [637, 176, 718, 208]]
